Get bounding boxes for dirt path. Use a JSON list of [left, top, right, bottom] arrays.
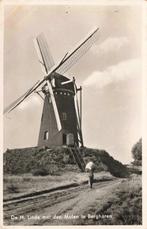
[[4, 178, 123, 225]]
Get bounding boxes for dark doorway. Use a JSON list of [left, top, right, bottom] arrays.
[[63, 133, 67, 145]]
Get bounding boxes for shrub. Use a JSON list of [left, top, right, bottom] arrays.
[[83, 148, 129, 178], [91, 176, 142, 225], [4, 146, 129, 177], [32, 168, 49, 176], [131, 138, 142, 165], [132, 160, 142, 166], [128, 167, 142, 175], [7, 184, 19, 193]]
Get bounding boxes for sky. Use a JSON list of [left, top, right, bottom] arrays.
[[4, 4, 142, 163]]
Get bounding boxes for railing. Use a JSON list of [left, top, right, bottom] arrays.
[[69, 146, 85, 172]]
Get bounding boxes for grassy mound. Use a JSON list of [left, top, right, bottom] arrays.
[[4, 146, 76, 175], [82, 148, 129, 178], [4, 146, 129, 178]]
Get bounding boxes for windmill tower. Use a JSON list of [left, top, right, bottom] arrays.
[[34, 34, 85, 147], [4, 28, 98, 149]]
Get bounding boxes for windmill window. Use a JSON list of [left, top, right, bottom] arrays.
[[60, 92, 63, 95], [44, 131, 49, 140], [62, 112, 67, 120], [64, 92, 66, 95]]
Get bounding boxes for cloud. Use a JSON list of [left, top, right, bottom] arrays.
[[83, 58, 141, 88], [91, 36, 129, 55]]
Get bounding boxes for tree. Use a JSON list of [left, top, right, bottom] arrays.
[[131, 138, 142, 165]]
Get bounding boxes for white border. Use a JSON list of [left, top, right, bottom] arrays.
[[1, 0, 146, 228]]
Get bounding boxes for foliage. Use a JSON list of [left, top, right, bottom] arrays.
[[4, 146, 128, 177], [82, 148, 129, 178], [127, 167, 142, 175], [79, 175, 142, 225], [95, 176, 142, 225], [131, 138, 142, 165], [32, 168, 49, 176], [7, 183, 19, 193], [3, 146, 77, 175]]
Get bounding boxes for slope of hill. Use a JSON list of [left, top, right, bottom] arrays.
[[4, 146, 129, 178]]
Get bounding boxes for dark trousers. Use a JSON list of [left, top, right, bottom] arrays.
[[89, 174, 94, 188]]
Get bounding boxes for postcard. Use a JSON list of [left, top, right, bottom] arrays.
[[1, 0, 147, 228]]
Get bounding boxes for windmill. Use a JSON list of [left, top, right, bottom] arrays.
[[4, 28, 98, 150]]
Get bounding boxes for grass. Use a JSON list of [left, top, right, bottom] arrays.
[[82, 148, 129, 177], [3, 169, 141, 225], [32, 168, 49, 176], [4, 147, 77, 175], [78, 174, 142, 225], [3, 171, 114, 200], [6, 183, 19, 193], [3, 173, 64, 200]]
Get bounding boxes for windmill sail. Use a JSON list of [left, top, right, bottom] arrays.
[[34, 33, 55, 74], [46, 81, 62, 131], [4, 80, 41, 114], [57, 27, 99, 74], [4, 27, 99, 114]]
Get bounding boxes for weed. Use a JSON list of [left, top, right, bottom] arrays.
[[80, 175, 142, 225], [4, 147, 129, 177], [32, 168, 49, 176], [7, 184, 19, 193]]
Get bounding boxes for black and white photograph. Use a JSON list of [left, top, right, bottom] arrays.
[[2, 1, 145, 226]]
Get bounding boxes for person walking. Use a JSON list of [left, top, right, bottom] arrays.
[[85, 161, 95, 189]]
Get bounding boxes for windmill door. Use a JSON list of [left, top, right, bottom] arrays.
[[66, 133, 74, 146], [63, 133, 74, 146], [63, 134, 67, 145]]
